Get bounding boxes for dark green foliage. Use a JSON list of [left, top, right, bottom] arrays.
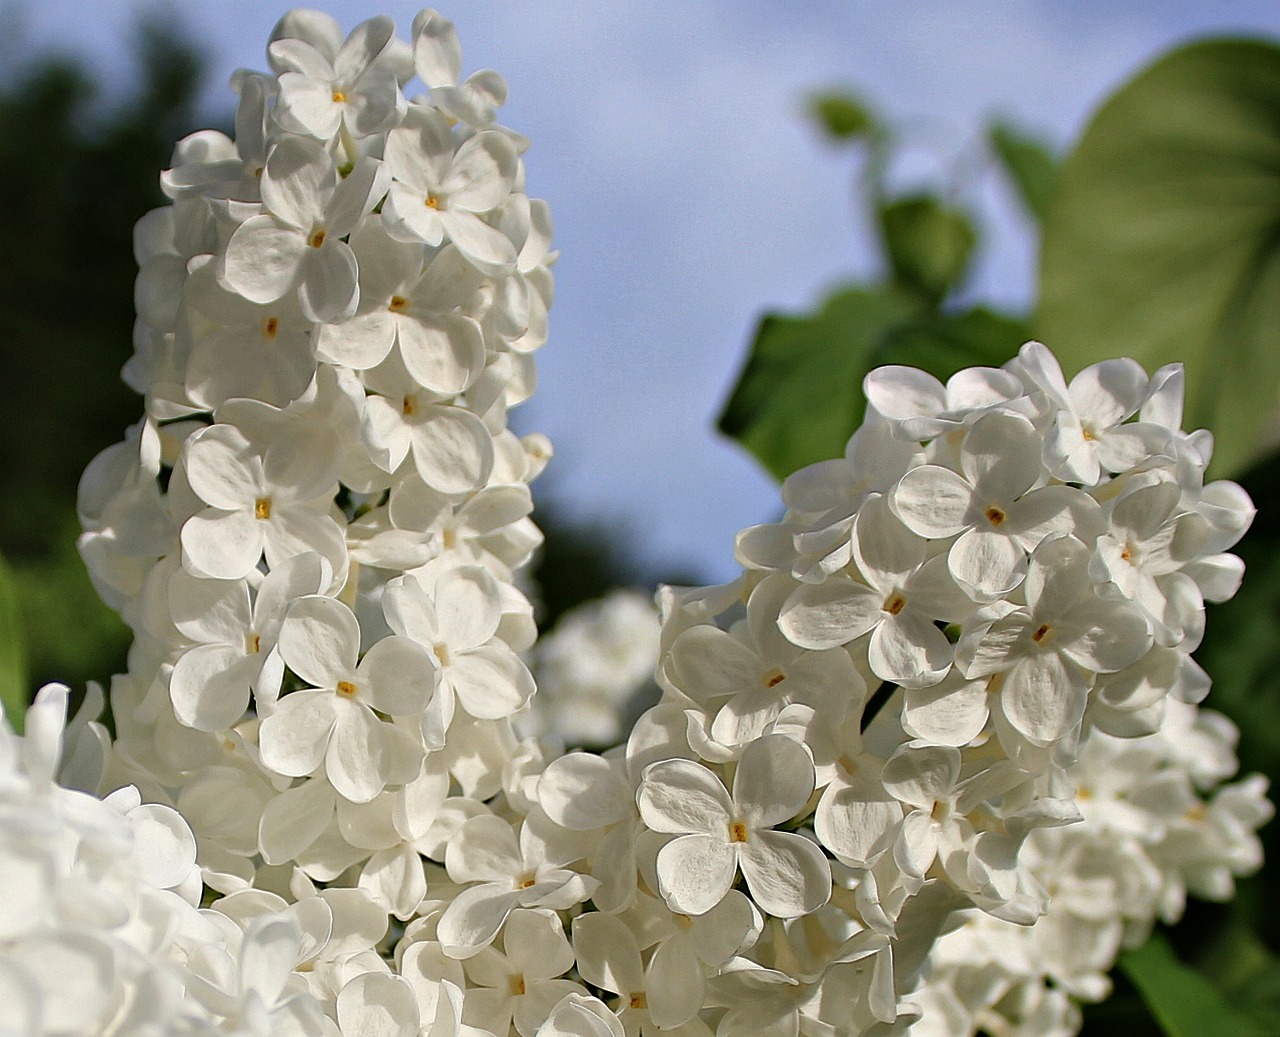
[[0, 17, 206, 701], [0, 552, 28, 732]]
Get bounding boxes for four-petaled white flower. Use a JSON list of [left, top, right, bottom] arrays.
[[637, 734, 831, 918]]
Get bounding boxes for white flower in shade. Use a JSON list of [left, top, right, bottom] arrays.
[[1090, 470, 1206, 646], [778, 494, 967, 688], [437, 815, 598, 956], [526, 588, 661, 748], [637, 734, 831, 918], [220, 137, 388, 322], [1015, 341, 1172, 486], [891, 410, 1102, 600], [535, 993, 625, 1037], [461, 908, 584, 1037], [572, 912, 715, 1037], [188, 913, 331, 1036], [787, 709, 901, 868], [179, 423, 347, 582], [258, 595, 433, 802], [621, 890, 759, 1030], [272, 14, 405, 141], [182, 259, 317, 411], [388, 475, 534, 576], [957, 535, 1152, 745], [167, 553, 329, 730], [381, 106, 519, 273]]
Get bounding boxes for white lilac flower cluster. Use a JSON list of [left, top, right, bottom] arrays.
[[80, 6, 551, 910], [532, 341, 1267, 1035], [914, 697, 1272, 1036], [27, 4, 1265, 1035]]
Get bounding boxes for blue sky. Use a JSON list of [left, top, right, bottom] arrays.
[[11, 2, 1280, 584]]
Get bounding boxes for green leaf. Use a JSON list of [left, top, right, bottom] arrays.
[[0, 553, 29, 734], [988, 120, 1058, 224], [719, 286, 1028, 481], [878, 194, 977, 304], [807, 90, 874, 141], [1036, 38, 1280, 477], [1119, 931, 1272, 1037]]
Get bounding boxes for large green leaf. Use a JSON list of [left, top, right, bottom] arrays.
[[0, 552, 29, 733], [1037, 39, 1280, 477], [1119, 931, 1272, 1037], [988, 120, 1058, 224], [719, 287, 1028, 480]]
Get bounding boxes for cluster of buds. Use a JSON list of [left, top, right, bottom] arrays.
[[1, 7, 1265, 1037]]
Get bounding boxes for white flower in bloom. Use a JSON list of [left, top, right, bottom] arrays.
[[220, 137, 388, 322], [461, 908, 583, 1036], [1016, 341, 1172, 485], [891, 410, 1101, 600], [180, 424, 346, 581], [272, 14, 406, 141], [317, 227, 486, 396], [958, 535, 1152, 745], [382, 106, 520, 272], [258, 595, 434, 801], [384, 565, 535, 740], [438, 815, 597, 955], [168, 553, 329, 730], [778, 494, 965, 687], [638, 734, 831, 918]]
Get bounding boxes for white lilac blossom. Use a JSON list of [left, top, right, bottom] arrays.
[[0, 6, 1261, 1037]]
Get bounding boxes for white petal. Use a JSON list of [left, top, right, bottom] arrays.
[[778, 577, 882, 650], [410, 405, 494, 494], [448, 644, 534, 720], [637, 760, 732, 835], [336, 973, 420, 1037], [1000, 653, 1088, 744], [258, 690, 338, 777], [738, 830, 831, 918], [892, 465, 973, 538], [279, 595, 360, 688], [655, 834, 738, 916], [220, 215, 306, 303], [732, 734, 814, 829]]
